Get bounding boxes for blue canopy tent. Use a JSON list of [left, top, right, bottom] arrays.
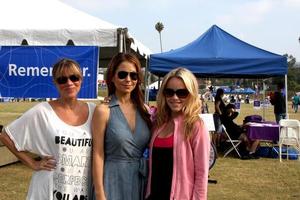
[[230, 88, 256, 94], [243, 88, 256, 94], [223, 87, 232, 94], [149, 25, 287, 78], [230, 89, 244, 94], [147, 25, 288, 117]]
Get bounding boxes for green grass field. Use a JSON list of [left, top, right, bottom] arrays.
[[1, 100, 300, 200]]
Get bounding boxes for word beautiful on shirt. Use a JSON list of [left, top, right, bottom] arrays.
[[55, 136, 92, 147]]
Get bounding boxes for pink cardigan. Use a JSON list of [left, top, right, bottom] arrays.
[[146, 114, 210, 200]]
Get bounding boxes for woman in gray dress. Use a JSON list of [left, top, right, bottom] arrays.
[[92, 53, 152, 200]]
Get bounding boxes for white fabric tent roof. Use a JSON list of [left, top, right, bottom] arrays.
[[147, 81, 161, 89], [0, 0, 151, 55]]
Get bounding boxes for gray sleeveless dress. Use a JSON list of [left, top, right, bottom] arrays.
[[95, 95, 150, 200]]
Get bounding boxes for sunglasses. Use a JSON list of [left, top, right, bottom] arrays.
[[56, 75, 80, 85], [117, 71, 138, 81], [163, 88, 189, 98]]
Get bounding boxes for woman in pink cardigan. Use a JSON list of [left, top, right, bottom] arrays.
[[146, 67, 210, 200]]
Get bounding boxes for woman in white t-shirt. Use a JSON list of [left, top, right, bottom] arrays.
[[0, 58, 96, 200]]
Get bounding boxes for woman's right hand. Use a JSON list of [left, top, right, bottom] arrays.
[[102, 96, 112, 104], [33, 156, 56, 171]]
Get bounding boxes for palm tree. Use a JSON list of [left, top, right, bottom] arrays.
[[155, 22, 164, 52]]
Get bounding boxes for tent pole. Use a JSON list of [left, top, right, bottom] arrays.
[[285, 74, 289, 119], [96, 47, 100, 98], [118, 28, 123, 53], [262, 80, 265, 121], [123, 29, 127, 53]]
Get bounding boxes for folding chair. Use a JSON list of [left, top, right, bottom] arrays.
[[279, 119, 300, 162], [222, 125, 242, 158]]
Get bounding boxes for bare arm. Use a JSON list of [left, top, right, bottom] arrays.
[[215, 100, 222, 115], [92, 104, 109, 200], [0, 130, 56, 171]]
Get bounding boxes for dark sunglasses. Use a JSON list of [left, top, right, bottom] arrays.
[[163, 88, 189, 98], [117, 71, 138, 81], [56, 75, 80, 85]]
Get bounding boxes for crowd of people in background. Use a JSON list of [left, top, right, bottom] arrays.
[[202, 85, 252, 104]]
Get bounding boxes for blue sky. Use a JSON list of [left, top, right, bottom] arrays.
[[61, 0, 300, 61]]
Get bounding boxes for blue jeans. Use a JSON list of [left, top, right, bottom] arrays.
[[275, 113, 286, 124], [293, 103, 298, 113]]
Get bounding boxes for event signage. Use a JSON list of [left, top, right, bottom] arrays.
[[253, 100, 261, 109], [0, 46, 98, 98], [261, 99, 270, 108], [234, 102, 241, 113]]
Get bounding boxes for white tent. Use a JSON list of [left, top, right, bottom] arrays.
[[0, 0, 152, 166], [0, 0, 151, 67], [147, 81, 161, 89]]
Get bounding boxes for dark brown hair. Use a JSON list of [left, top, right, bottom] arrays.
[[106, 53, 151, 128]]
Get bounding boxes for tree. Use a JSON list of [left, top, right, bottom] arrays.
[[283, 54, 296, 68], [284, 54, 300, 97], [155, 22, 164, 52]]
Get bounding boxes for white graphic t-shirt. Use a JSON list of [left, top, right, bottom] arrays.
[[5, 102, 96, 200]]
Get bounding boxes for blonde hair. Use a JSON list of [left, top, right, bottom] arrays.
[[52, 58, 83, 81], [156, 67, 201, 139]]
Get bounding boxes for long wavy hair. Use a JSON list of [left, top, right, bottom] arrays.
[[155, 67, 202, 139], [215, 88, 224, 102], [106, 53, 151, 129]]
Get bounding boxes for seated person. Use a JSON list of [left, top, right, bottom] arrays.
[[245, 95, 250, 104], [220, 104, 241, 139], [229, 95, 236, 104], [221, 104, 260, 159]]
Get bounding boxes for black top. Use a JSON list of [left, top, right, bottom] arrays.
[[149, 147, 173, 200], [270, 91, 286, 114], [214, 96, 226, 115], [221, 113, 243, 139]]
